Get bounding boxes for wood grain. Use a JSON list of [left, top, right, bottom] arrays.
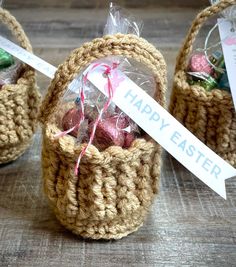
[[4, 0, 209, 8], [0, 7, 236, 267]]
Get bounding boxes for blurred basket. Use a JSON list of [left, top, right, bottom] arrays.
[[169, 0, 236, 167], [0, 8, 40, 163]]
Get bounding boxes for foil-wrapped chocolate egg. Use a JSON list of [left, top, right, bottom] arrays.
[[62, 108, 81, 137], [189, 53, 213, 75], [0, 49, 14, 70], [89, 116, 128, 150]]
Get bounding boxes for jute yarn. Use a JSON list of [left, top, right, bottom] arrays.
[[0, 8, 40, 164], [169, 0, 236, 167], [39, 34, 167, 239]]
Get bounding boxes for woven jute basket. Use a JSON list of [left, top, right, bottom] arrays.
[[39, 34, 167, 239], [169, 0, 236, 167], [0, 8, 40, 164]]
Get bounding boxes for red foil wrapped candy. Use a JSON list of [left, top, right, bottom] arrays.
[[89, 116, 129, 150]]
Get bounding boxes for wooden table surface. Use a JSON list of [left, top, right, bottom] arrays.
[[1, 7, 236, 267]]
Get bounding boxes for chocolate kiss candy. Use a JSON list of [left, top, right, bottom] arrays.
[[189, 53, 213, 75], [89, 116, 128, 150], [62, 108, 81, 137]]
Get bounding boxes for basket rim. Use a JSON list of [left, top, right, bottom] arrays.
[[0, 65, 35, 93], [174, 70, 234, 105], [44, 123, 156, 161]]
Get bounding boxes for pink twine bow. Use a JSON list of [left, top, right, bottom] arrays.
[[55, 62, 123, 175], [74, 62, 121, 175]]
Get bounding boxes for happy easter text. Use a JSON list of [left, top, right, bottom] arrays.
[[124, 89, 221, 179]]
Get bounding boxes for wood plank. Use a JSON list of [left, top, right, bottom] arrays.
[[4, 0, 209, 8], [1, 8, 212, 49], [0, 7, 236, 267]]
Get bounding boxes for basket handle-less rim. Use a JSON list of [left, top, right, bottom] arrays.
[[175, 0, 236, 73], [39, 34, 167, 125], [0, 8, 32, 52]]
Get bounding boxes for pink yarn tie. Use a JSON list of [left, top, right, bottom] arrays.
[[74, 63, 118, 175], [54, 62, 122, 175]]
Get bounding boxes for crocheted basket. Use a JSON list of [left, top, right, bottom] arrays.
[[0, 8, 40, 164], [169, 0, 236, 167], [39, 34, 167, 239]]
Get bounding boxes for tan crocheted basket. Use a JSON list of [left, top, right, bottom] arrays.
[[169, 0, 236, 167], [0, 8, 40, 164], [39, 34, 167, 239]]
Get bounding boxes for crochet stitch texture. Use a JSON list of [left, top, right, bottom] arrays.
[[0, 8, 40, 163], [39, 34, 167, 239], [169, 0, 236, 167]]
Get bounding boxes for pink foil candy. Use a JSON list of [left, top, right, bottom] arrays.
[[89, 115, 129, 150], [62, 108, 81, 137], [188, 53, 213, 75]]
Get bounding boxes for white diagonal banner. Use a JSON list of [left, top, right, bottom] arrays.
[[87, 66, 236, 199], [1, 36, 235, 199], [0, 36, 56, 78]]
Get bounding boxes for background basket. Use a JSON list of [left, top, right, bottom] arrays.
[[0, 8, 40, 164], [169, 0, 236, 167], [39, 34, 167, 240]]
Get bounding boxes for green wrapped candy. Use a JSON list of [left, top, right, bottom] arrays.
[[201, 76, 218, 91], [189, 75, 218, 91], [187, 71, 218, 91], [0, 48, 14, 70]]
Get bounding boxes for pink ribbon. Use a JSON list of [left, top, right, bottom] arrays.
[[74, 62, 119, 175], [55, 62, 121, 175]]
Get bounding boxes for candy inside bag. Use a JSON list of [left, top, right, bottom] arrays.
[[0, 48, 22, 89], [186, 3, 233, 93], [187, 49, 230, 92], [56, 55, 156, 150], [54, 2, 158, 168], [54, 2, 157, 152]]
